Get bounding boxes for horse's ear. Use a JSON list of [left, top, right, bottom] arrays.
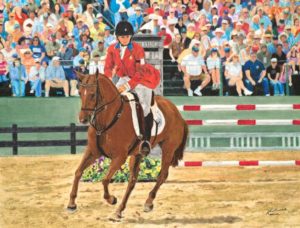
[[75, 70, 85, 82], [95, 67, 99, 79]]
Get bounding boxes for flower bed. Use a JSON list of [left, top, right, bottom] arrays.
[[82, 156, 161, 183]]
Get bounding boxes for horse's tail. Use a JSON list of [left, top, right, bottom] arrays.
[[171, 120, 188, 167]]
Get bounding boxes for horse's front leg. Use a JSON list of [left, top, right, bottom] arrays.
[[67, 149, 96, 211], [112, 154, 142, 220], [102, 155, 127, 205]]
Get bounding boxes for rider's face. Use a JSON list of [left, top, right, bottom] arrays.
[[118, 35, 131, 46]]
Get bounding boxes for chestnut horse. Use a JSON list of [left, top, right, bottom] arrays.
[[67, 71, 188, 220]]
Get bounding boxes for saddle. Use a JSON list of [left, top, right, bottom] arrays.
[[122, 92, 165, 139]]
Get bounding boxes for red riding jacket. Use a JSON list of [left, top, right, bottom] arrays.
[[104, 42, 160, 89]]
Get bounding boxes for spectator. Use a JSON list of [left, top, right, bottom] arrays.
[[103, 26, 115, 49], [14, 6, 28, 29], [181, 45, 210, 96], [12, 23, 23, 44], [0, 52, 9, 84], [180, 27, 191, 49], [5, 12, 19, 35], [224, 53, 253, 96], [45, 56, 69, 97], [28, 59, 43, 97], [206, 48, 221, 90], [271, 43, 287, 68], [211, 28, 226, 48], [244, 50, 270, 96], [45, 34, 61, 59], [2, 41, 17, 63], [91, 38, 106, 60], [257, 43, 272, 68], [169, 33, 184, 78], [29, 36, 46, 61], [20, 49, 35, 75], [266, 58, 284, 96], [9, 57, 27, 97], [128, 6, 144, 33], [287, 45, 300, 74]]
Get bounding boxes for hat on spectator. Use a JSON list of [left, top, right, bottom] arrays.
[[201, 26, 208, 31], [212, 5, 218, 9], [78, 59, 85, 65], [62, 39, 68, 45], [251, 45, 259, 53], [192, 46, 199, 52], [213, 15, 219, 20], [149, 14, 159, 20], [67, 5, 75, 11], [98, 37, 104, 43], [181, 5, 186, 9], [105, 25, 111, 30], [154, 5, 160, 10], [12, 53, 18, 58], [53, 56, 60, 61], [254, 33, 261, 39], [93, 19, 99, 24], [283, 8, 289, 14], [46, 23, 54, 28], [78, 47, 87, 52], [24, 49, 32, 54], [135, 6, 141, 11], [160, 25, 166, 30], [211, 48, 218, 52], [273, 35, 278, 40], [213, 28, 225, 35], [264, 33, 272, 38], [9, 12, 15, 17], [62, 12, 69, 18], [271, 58, 277, 62], [92, 51, 101, 58], [181, 27, 187, 33], [187, 23, 195, 28], [35, 59, 40, 63], [168, 18, 177, 25], [279, 32, 288, 39], [96, 13, 103, 18], [285, 25, 292, 30], [222, 19, 228, 24], [14, 23, 20, 29], [223, 10, 229, 14], [224, 47, 231, 53]]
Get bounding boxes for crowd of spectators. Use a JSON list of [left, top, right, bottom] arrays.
[[0, 0, 299, 97]]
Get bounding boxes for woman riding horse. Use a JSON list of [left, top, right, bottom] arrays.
[[104, 20, 160, 155]]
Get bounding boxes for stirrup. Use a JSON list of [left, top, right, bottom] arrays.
[[139, 141, 151, 156]]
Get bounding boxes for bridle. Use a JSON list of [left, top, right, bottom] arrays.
[[79, 74, 124, 136]]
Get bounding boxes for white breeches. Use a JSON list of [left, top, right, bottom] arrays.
[[116, 76, 152, 116]]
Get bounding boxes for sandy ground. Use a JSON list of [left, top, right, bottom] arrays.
[[1, 151, 300, 228]]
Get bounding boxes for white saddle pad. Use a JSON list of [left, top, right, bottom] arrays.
[[124, 92, 166, 137]]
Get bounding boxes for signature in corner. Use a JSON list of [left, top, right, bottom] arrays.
[[266, 208, 287, 216]]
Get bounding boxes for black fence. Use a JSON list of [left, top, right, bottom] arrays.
[[0, 124, 88, 155]]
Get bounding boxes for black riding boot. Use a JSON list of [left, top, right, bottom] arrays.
[[140, 112, 153, 156]]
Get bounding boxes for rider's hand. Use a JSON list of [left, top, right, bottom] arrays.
[[118, 85, 127, 93]]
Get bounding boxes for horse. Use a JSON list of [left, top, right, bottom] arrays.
[[67, 71, 188, 220]]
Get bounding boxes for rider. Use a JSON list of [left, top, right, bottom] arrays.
[[104, 21, 160, 155]]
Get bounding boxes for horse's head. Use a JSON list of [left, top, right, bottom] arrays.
[[77, 71, 99, 124], [76, 71, 120, 124]]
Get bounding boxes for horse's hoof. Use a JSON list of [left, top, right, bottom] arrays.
[[107, 196, 117, 205], [144, 203, 154, 212], [67, 205, 77, 213], [108, 212, 122, 222]]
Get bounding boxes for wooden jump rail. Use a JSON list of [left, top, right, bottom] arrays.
[[0, 124, 88, 155]]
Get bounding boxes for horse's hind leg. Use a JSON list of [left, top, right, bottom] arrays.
[[102, 155, 127, 205], [67, 148, 96, 211], [144, 141, 175, 212], [113, 154, 142, 219]]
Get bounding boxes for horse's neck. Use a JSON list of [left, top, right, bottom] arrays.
[[96, 77, 122, 125], [98, 76, 120, 104]]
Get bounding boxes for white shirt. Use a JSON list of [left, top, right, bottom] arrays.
[[181, 54, 205, 76], [225, 62, 242, 78]]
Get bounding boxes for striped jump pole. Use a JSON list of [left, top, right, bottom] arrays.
[[178, 160, 300, 167], [177, 104, 300, 112], [186, 119, 300, 126]]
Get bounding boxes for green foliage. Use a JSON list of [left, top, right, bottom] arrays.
[[82, 156, 161, 183]]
